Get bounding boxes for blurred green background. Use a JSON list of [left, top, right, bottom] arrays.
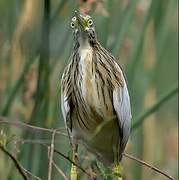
[[0, 0, 178, 179]]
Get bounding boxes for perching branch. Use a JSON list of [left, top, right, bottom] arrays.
[[132, 83, 178, 131], [123, 153, 174, 180], [48, 130, 56, 180], [52, 160, 68, 180], [0, 116, 175, 179], [0, 116, 67, 137], [14, 137, 91, 177], [21, 167, 42, 180], [53, 147, 91, 177], [0, 145, 28, 180], [17, 137, 174, 179]]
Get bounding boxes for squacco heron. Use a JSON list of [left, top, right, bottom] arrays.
[[61, 11, 131, 180]]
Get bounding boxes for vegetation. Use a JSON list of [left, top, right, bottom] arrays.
[[0, 0, 178, 179]]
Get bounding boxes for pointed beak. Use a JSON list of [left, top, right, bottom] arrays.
[[75, 11, 85, 30]]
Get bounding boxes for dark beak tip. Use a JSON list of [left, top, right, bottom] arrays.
[[74, 10, 79, 17]]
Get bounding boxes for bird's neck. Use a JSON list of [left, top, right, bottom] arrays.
[[77, 39, 93, 77], [79, 36, 90, 48], [78, 36, 93, 59], [78, 41, 92, 62]]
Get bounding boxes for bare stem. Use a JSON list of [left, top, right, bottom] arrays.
[[15, 138, 91, 177], [52, 160, 68, 180], [0, 115, 175, 179], [0, 145, 28, 180], [123, 153, 174, 180], [53, 148, 91, 177], [21, 167, 42, 180], [48, 130, 56, 180], [0, 116, 67, 137]]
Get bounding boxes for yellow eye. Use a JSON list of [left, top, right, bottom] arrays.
[[72, 17, 76, 21], [71, 22, 75, 28], [87, 19, 93, 27]]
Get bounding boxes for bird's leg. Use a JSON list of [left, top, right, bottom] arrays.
[[112, 141, 123, 180], [70, 144, 78, 180], [112, 163, 123, 180]]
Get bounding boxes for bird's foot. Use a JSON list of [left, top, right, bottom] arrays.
[[112, 163, 123, 180], [71, 164, 77, 180]]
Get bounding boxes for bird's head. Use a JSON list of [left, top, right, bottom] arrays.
[[71, 11, 97, 45]]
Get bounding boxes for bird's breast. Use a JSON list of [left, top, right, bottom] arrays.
[[78, 48, 114, 117], [79, 48, 96, 106]]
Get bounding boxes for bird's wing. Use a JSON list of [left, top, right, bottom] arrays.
[[113, 70, 132, 153], [61, 67, 72, 132], [61, 88, 70, 128]]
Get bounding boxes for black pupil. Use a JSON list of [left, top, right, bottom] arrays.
[[71, 23, 74, 27], [89, 20, 92, 24]]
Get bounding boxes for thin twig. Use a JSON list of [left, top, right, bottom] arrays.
[[16, 139, 64, 145], [48, 130, 56, 180], [54, 148, 91, 177], [1, 131, 174, 179], [52, 160, 68, 180], [1, 114, 175, 180], [0, 145, 28, 180], [21, 166, 42, 180], [123, 153, 174, 180], [0, 116, 67, 137], [15, 138, 91, 177]]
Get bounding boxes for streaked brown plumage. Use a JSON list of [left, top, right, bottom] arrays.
[[61, 11, 131, 178]]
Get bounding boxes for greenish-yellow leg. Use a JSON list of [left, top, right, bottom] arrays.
[[112, 140, 123, 180], [70, 145, 78, 180], [112, 163, 123, 180]]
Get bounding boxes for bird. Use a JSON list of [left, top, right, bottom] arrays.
[[61, 11, 132, 180]]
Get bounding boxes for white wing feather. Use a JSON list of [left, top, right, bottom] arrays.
[[113, 76, 132, 151], [61, 72, 70, 128], [61, 92, 69, 127]]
